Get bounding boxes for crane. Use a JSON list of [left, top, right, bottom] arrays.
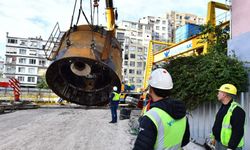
[[143, 1, 230, 90]]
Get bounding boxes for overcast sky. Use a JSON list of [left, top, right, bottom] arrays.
[[0, 0, 227, 58]]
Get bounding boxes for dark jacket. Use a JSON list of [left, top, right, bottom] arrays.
[[133, 98, 190, 150], [212, 100, 245, 149]]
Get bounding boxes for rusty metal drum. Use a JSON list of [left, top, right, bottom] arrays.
[[46, 25, 122, 106]]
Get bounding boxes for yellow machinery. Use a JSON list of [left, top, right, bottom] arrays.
[[44, 0, 122, 106], [143, 1, 230, 90]]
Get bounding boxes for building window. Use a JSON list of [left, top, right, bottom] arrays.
[[18, 76, 25, 82], [138, 24, 143, 30], [6, 57, 12, 63], [162, 20, 166, 24], [131, 31, 137, 36], [124, 61, 128, 66], [19, 49, 26, 55], [27, 77, 35, 82], [156, 26, 160, 30], [30, 41, 38, 47], [138, 39, 142, 44], [6, 66, 15, 73], [39, 60, 46, 66], [136, 77, 143, 83], [125, 45, 129, 50], [162, 27, 166, 30], [129, 69, 135, 74], [18, 58, 26, 64], [6, 47, 17, 54], [130, 54, 136, 59], [18, 67, 25, 73], [145, 26, 151, 30], [131, 23, 137, 29], [136, 70, 142, 75], [8, 39, 17, 44], [129, 46, 136, 51], [137, 62, 143, 67], [29, 50, 37, 56], [185, 16, 190, 20], [131, 38, 136, 43], [117, 32, 124, 40], [130, 61, 135, 67], [124, 69, 127, 75], [20, 40, 27, 46], [138, 47, 143, 52], [28, 68, 35, 74], [124, 54, 129, 60], [137, 54, 144, 60], [129, 77, 135, 83], [29, 59, 36, 65]]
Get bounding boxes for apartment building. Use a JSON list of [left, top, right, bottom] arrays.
[[166, 11, 204, 42], [139, 16, 173, 53], [0, 57, 4, 77], [140, 16, 172, 42], [167, 11, 204, 29], [3, 33, 49, 87], [116, 20, 153, 90]]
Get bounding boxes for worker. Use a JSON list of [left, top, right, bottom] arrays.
[[133, 68, 190, 150], [211, 84, 245, 150], [109, 86, 120, 123]]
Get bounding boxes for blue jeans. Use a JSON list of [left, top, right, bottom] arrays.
[[110, 104, 118, 122], [215, 141, 242, 150]]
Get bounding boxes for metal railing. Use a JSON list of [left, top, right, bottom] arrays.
[[0, 87, 59, 101], [43, 22, 65, 60]]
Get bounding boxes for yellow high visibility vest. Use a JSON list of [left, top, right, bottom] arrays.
[[145, 107, 186, 150], [112, 92, 120, 101], [221, 101, 244, 147]]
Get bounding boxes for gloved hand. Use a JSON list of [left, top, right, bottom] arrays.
[[227, 149, 232, 150], [211, 139, 215, 146], [209, 133, 215, 146]]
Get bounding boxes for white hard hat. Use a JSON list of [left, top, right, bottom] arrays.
[[113, 86, 118, 91], [149, 68, 173, 90]]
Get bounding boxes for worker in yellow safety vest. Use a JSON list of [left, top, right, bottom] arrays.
[[109, 86, 120, 123], [211, 84, 245, 150], [133, 68, 190, 150]]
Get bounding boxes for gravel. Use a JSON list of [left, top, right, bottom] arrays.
[[0, 107, 205, 150]]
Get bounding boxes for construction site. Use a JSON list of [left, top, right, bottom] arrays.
[[0, 0, 250, 149]]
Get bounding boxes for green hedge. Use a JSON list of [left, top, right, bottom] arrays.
[[163, 53, 248, 110]]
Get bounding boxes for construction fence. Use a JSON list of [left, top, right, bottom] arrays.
[[0, 87, 59, 102]]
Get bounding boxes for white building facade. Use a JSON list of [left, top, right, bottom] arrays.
[[116, 20, 153, 90], [139, 16, 172, 42], [0, 57, 4, 77], [3, 33, 49, 87]]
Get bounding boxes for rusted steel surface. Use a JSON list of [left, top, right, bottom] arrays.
[[46, 25, 122, 106]]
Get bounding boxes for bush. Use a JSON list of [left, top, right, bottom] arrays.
[[163, 53, 248, 110]]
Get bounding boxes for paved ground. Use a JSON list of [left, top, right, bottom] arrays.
[[0, 107, 205, 150]]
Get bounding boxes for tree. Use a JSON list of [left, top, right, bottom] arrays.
[[37, 75, 49, 89], [162, 23, 248, 110]]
